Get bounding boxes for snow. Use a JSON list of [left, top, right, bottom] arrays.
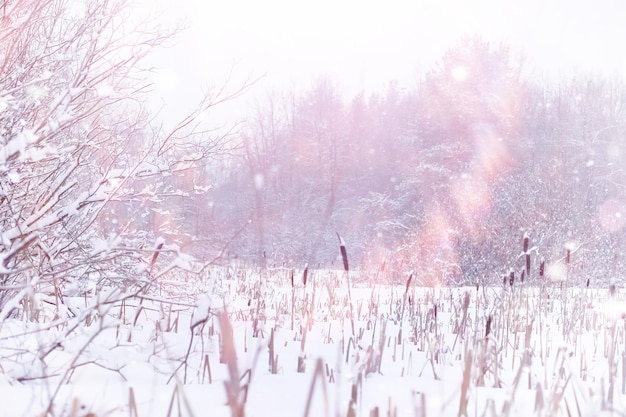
[[96, 83, 116, 97], [190, 294, 212, 328], [254, 173, 264, 190], [7, 170, 20, 183], [0, 268, 624, 417], [2, 129, 37, 159], [90, 237, 110, 255]]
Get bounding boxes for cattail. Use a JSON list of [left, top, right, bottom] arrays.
[[520, 269, 525, 283], [566, 249, 571, 265], [302, 264, 308, 286], [539, 260, 545, 277], [405, 274, 413, 295], [523, 234, 530, 276], [609, 283, 616, 297], [509, 271, 515, 287], [290, 269, 294, 288], [523, 234, 529, 253], [149, 240, 164, 271], [586, 278, 590, 288], [485, 315, 492, 339], [337, 232, 349, 272]]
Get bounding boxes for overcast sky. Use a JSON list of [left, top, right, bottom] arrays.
[[145, 0, 626, 123]]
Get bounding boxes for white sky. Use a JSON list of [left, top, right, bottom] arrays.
[[144, 0, 626, 123]]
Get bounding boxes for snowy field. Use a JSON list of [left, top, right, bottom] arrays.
[[1, 267, 625, 417]]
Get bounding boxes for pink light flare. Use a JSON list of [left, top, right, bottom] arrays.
[[597, 198, 626, 233]]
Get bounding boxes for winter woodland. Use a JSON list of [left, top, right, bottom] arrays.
[[1, 1, 626, 416]]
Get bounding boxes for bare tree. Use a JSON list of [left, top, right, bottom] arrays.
[[0, 1, 248, 391]]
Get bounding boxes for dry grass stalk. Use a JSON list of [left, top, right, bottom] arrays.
[[452, 292, 470, 351], [129, 387, 138, 417], [202, 354, 213, 384], [377, 319, 387, 374], [501, 350, 529, 417], [398, 274, 413, 343], [165, 384, 195, 417], [269, 327, 279, 374], [534, 382, 544, 413], [219, 310, 246, 417], [457, 348, 472, 417], [302, 358, 329, 417], [412, 391, 426, 417]]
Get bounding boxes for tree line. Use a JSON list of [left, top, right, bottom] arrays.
[[177, 37, 626, 286]]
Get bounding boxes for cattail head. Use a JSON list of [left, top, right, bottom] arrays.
[[302, 264, 308, 286], [485, 315, 492, 339], [520, 269, 525, 283], [539, 260, 545, 277], [405, 274, 413, 295], [337, 232, 349, 272], [586, 278, 590, 288], [566, 249, 571, 265], [509, 270, 515, 287], [523, 234, 529, 253], [149, 239, 164, 271]]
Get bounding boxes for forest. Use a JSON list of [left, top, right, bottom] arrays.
[[168, 38, 626, 287]]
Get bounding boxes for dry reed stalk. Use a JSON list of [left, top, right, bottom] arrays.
[[387, 396, 397, 417], [219, 310, 246, 417], [299, 318, 309, 373], [534, 382, 544, 413], [452, 292, 470, 351], [202, 354, 213, 384], [377, 319, 387, 374], [457, 348, 472, 417], [165, 385, 182, 417], [269, 327, 278, 374], [398, 274, 413, 343], [129, 387, 138, 417], [412, 390, 426, 417], [501, 351, 530, 417], [302, 359, 329, 417], [607, 315, 619, 406]]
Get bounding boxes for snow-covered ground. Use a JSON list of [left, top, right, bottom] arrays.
[[1, 267, 624, 417]]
